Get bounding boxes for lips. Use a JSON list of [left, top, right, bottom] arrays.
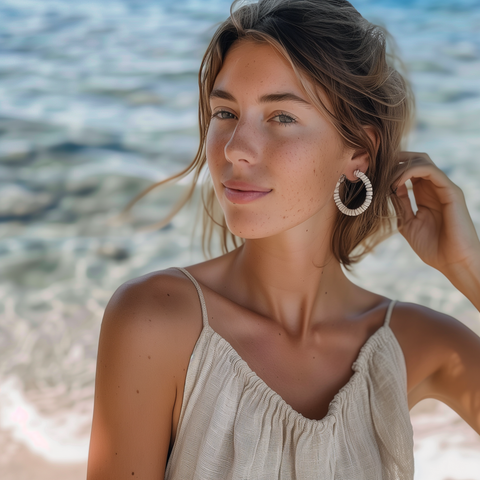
[[222, 180, 272, 193], [221, 180, 272, 205], [223, 188, 270, 204]]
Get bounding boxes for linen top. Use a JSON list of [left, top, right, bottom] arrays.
[[164, 267, 414, 480]]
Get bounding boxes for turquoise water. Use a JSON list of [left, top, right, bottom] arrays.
[[0, 0, 479, 471]]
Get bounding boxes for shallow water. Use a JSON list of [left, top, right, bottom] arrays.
[[0, 0, 479, 477]]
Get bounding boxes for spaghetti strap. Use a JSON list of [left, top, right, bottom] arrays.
[[173, 267, 209, 329], [383, 299, 396, 328]]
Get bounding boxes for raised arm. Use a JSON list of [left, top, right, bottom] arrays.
[[393, 152, 480, 434], [394, 151, 480, 310], [87, 273, 188, 479]]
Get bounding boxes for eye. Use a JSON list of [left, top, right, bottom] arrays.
[[211, 109, 297, 126], [272, 112, 297, 126], [211, 110, 236, 120]]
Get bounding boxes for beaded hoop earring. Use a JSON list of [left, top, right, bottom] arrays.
[[333, 169, 373, 216]]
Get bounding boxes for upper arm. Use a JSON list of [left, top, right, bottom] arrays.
[[396, 303, 480, 435], [87, 271, 191, 480], [427, 314, 480, 434]]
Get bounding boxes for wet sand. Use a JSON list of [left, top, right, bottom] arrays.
[[410, 400, 480, 480], [0, 439, 86, 480]]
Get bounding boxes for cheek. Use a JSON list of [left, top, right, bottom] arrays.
[[206, 128, 226, 176], [272, 136, 341, 214]]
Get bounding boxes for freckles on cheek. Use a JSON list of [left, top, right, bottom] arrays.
[[275, 153, 308, 217], [206, 136, 225, 169]]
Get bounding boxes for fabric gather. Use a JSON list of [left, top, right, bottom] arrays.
[[165, 267, 415, 480]]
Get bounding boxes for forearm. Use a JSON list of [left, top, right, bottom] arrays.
[[443, 256, 480, 312]]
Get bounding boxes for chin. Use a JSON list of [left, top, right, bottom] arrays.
[[224, 212, 297, 240]]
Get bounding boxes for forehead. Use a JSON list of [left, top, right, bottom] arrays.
[[213, 40, 307, 96]]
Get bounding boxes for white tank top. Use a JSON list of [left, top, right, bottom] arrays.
[[165, 267, 414, 479]]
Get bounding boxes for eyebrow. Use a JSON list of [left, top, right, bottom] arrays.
[[209, 88, 312, 108]]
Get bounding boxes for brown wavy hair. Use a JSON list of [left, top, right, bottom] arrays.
[[116, 0, 415, 269]]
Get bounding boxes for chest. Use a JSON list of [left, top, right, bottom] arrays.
[[171, 301, 385, 446]]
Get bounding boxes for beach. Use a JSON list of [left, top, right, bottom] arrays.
[[0, 0, 479, 477]]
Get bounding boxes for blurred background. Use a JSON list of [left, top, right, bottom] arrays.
[[0, 0, 479, 478]]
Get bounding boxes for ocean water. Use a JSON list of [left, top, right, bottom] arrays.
[[0, 0, 479, 477]]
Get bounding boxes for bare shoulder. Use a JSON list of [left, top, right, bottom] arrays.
[[104, 267, 204, 337], [98, 267, 205, 374], [87, 267, 204, 480], [389, 301, 480, 416], [97, 266, 206, 407], [390, 301, 478, 347]]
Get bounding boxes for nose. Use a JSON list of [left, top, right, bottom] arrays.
[[224, 117, 259, 165]]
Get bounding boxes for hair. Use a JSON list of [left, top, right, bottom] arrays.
[[117, 0, 415, 270]]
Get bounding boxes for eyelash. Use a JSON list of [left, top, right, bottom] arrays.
[[211, 110, 298, 126]]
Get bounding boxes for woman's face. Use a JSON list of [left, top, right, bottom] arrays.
[[206, 40, 352, 239]]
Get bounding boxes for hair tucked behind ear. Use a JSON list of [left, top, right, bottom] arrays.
[[118, 0, 415, 269]]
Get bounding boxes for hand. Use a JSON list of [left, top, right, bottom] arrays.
[[393, 152, 480, 278]]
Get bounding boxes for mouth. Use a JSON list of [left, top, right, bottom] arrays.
[[226, 187, 269, 193], [222, 180, 272, 193], [223, 186, 271, 204]]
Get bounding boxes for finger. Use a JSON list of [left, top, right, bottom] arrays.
[[395, 183, 416, 226], [392, 163, 451, 194], [397, 151, 436, 167], [394, 152, 438, 178], [392, 153, 433, 186]]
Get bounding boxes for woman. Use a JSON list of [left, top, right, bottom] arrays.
[[87, 0, 480, 478]]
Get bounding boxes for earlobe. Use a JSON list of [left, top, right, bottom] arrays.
[[343, 150, 369, 182], [344, 126, 378, 181]]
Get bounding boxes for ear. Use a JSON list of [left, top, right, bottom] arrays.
[[343, 126, 379, 182]]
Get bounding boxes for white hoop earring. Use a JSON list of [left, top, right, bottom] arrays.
[[333, 170, 373, 216]]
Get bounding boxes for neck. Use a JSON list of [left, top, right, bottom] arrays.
[[226, 222, 359, 339]]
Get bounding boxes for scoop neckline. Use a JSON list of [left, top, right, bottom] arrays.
[[200, 321, 392, 428]]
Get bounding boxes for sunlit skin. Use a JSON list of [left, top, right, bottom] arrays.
[[86, 39, 480, 480], [206, 40, 375, 334]]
